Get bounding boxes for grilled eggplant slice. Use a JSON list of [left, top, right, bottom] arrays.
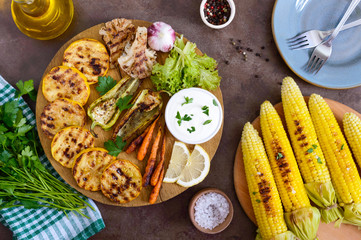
[[87, 76, 140, 134], [51, 126, 95, 168], [101, 159, 142, 203], [42, 66, 90, 106], [63, 38, 109, 84], [40, 98, 86, 139], [112, 89, 163, 143], [72, 148, 115, 191]]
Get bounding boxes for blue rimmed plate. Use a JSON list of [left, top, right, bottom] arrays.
[[272, 0, 361, 89]]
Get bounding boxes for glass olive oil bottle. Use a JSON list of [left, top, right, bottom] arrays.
[[11, 0, 74, 40]]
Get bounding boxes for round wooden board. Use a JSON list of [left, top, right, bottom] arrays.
[[233, 97, 361, 239], [35, 20, 224, 207]]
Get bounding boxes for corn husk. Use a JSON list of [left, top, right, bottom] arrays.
[[304, 182, 343, 223], [284, 207, 320, 240]]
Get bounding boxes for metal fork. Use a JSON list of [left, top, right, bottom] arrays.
[[288, 18, 361, 50], [306, 0, 361, 74]]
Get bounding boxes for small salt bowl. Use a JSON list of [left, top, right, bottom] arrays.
[[189, 188, 234, 234], [200, 0, 236, 29]]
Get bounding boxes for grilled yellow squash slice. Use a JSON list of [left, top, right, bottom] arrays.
[[42, 66, 90, 106], [63, 38, 109, 84], [72, 148, 115, 191], [51, 126, 95, 168], [40, 98, 86, 139], [101, 159, 142, 203]]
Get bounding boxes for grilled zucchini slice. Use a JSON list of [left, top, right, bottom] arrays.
[[63, 38, 109, 84], [72, 148, 115, 191], [40, 98, 86, 139], [101, 159, 142, 203], [51, 126, 95, 168], [42, 66, 90, 106]]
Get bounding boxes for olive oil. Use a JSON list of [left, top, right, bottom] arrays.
[[11, 0, 74, 40]]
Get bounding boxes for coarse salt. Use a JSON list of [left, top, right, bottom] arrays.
[[194, 192, 229, 230]]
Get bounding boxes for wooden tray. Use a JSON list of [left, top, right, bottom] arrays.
[[234, 97, 361, 239], [35, 20, 224, 207]]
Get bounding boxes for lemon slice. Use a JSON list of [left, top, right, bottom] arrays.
[[163, 141, 190, 183], [176, 145, 210, 187]]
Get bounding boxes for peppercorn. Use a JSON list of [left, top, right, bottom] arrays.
[[204, 0, 231, 25]]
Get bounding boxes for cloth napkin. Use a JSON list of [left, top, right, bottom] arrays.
[[0, 75, 105, 240]]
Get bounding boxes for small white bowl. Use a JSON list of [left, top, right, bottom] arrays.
[[165, 88, 223, 145], [200, 0, 236, 29]]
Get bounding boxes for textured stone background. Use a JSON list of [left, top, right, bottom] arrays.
[[1, 0, 361, 239]]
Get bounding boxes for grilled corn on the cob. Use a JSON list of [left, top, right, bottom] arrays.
[[242, 123, 296, 240], [309, 94, 361, 227], [343, 112, 361, 169], [260, 101, 320, 240], [281, 77, 342, 223]]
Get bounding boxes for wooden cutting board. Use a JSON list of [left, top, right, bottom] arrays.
[[35, 20, 224, 207], [233, 97, 361, 239]]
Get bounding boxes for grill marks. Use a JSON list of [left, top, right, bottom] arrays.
[[51, 126, 95, 168], [62, 39, 109, 84], [40, 99, 86, 139], [101, 160, 142, 203], [72, 149, 115, 191], [42, 66, 90, 106], [99, 18, 136, 68]]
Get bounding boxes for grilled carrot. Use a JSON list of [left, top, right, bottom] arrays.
[[137, 116, 160, 161], [149, 167, 164, 204], [142, 126, 162, 186], [125, 126, 150, 154], [151, 133, 166, 186]]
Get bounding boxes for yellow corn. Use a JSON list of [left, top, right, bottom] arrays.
[[343, 112, 361, 169], [309, 94, 361, 227], [281, 77, 341, 224], [261, 101, 320, 240], [242, 122, 293, 240], [261, 101, 310, 211], [309, 94, 361, 204]]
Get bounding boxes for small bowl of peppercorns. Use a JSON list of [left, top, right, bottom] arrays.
[[200, 0, 235, 29]]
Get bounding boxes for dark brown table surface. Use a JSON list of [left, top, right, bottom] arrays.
[[1, 0, 361, 239]]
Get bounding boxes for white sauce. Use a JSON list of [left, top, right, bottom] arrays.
[[165, 88, 223, 144]]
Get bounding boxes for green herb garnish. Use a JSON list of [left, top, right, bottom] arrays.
[[187, 126, 196, 133], [252, 191, 257, 195], [116, 95, 133, 112], [317, 157, 322, 164], [96, 76, 117, 95], [341, 144, 344, 150], [176, 111, 192, 126], [203, 120, 212, 125], [312, 144, 318, 149], [276, 152, 283, 160], [307, 148, 314, 153], [213, 99, 218, 106], [104, 136, 127, 156], [256, 199, 261, 203], [182, 96, 193, 106], [202, 105, 209, 116]]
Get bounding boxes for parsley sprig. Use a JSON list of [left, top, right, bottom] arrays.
[[187, 126, 196, 133], [96, 76, 117, 95], [116, 95, 133, 112], [176, 111, 192, 126], [0, 81, 92, 216], [104, 136, 127, 156], [182, 96, 193, 106], [202, 105, 209, 116]]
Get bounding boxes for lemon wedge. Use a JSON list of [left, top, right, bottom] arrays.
[[176, 145, 210, 187], [163, 141, 190, 183]]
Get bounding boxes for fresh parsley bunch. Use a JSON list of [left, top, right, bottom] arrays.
[[0, 80, 92, 217]]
